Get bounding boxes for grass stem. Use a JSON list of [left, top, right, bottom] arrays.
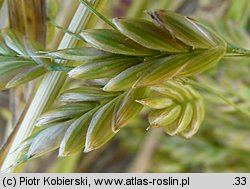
[[187, 79, 250, 117]]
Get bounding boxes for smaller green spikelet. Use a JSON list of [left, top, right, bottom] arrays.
[[81, 29, 159, 56], [112, 17, 190, 52], [138, 80, 205, 138], [68, 55, 143, 79], [59, 110, 96, 156], [84, 100, 117, 152], [148, 10, 218, 48], [0, 29, 49, 91]]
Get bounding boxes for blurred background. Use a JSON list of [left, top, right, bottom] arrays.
[[0, 0, 250, 172]]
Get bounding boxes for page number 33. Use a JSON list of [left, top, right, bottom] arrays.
[[233, 177, 246, 186]]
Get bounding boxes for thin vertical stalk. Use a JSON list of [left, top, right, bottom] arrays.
[[8, 0, 47, 46], [0, 1, 8, 29], [127, 129, 163, 172], [1, 0, 106, 172], [47, 0, 79, 49]]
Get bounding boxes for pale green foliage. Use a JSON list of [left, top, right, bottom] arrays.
[[144, 80, 205, 138], [2, 8, 248, 168], [0, 29, 48, 90]]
